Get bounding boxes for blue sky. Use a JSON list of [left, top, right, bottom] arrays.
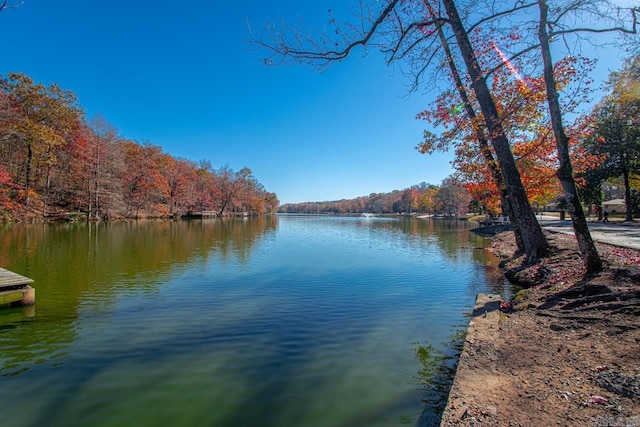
[[0, 1, 625, 204]]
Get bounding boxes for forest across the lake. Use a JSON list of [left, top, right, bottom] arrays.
[[0, 73, 279, 222]]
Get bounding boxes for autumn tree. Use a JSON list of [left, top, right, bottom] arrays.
[[1, 72, 277, 221], [119, 141, 170, 218], [84, 115, 123, 219], [0, 73, 83, 216], [418, 49, 598, 223], [393, 188, 417, 213], [435, 176, 472, 216], [440, 0, 552, 260], [159, 155, 198, 216], [51, 124, 93, 214], [586, 55, 640, 222], [255, 0, 549, 262], [0, 87, 20, 216], [471, 0, 637, 270], [536, 0, 602, 270], [214, 166, 255, 217], [424, 3, 527, 251], [263, 191, 280, 214], [189, 160, 214, 214], [420, 185, 439, 216], [0, 165, 12, 216], [365, 193, 388, 214]]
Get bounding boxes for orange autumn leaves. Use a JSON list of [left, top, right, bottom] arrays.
[[417, 53, 602, 214], [0, 73, 279, 220]]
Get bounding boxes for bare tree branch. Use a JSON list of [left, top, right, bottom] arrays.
[[466, 1, 538, 35], [485, 43, 541, 77], [0, 0, 24, 14], [253, 0, 403, 66]]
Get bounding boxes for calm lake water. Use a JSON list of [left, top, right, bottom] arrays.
[[0, 215, 506, 427]]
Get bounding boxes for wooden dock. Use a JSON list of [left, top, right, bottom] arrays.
[[0, 268, 35, 307]]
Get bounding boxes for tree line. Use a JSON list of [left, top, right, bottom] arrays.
[[279, 178, 471, 216], [0, 72, 279, 221], [254, 0, 639, 272]]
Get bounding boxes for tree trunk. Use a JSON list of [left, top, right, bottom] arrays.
[[94, 139, 101, 220], [94, 179, 99, 219], [24, 144, 32, 215], [42, 165, 51, 217], [538, 0, 602, 272], [442, 0, 548, 262], [87, 173, 93, 220], [622, 161, 633, 222], [218, 198, 229, 217], [433, 17, 524, 253]]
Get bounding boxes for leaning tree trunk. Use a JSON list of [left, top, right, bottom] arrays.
[[432, 17, 525, 253], [442, 0, 548, 262], [538, 0, 602, 272]]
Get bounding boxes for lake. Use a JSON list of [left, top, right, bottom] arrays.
[[0, 215, 506, 426]]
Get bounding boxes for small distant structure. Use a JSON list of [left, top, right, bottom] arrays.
[[361, 213, 375, 218], [182, 211, 217, 219], [0, 268, 35, 308], [602, 199, 626, 214]]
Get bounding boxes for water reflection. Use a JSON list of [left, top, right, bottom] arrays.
[[0, 216, 505, 427], [0, 217, 277, 376], [318, 216, 492, 263]]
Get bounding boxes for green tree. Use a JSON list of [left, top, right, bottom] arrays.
[[587, 55, 640, 222]]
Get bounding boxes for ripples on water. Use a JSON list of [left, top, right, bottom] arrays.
[[0, 216, 505, 426]]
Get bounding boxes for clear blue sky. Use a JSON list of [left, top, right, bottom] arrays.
[[0, 1, 624, 204]]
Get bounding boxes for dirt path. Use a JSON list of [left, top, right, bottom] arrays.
[[441, 231, 640, 426]]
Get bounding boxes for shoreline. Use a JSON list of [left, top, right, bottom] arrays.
[[440, 230, 640, 426], [440, 293, 503, 425]]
